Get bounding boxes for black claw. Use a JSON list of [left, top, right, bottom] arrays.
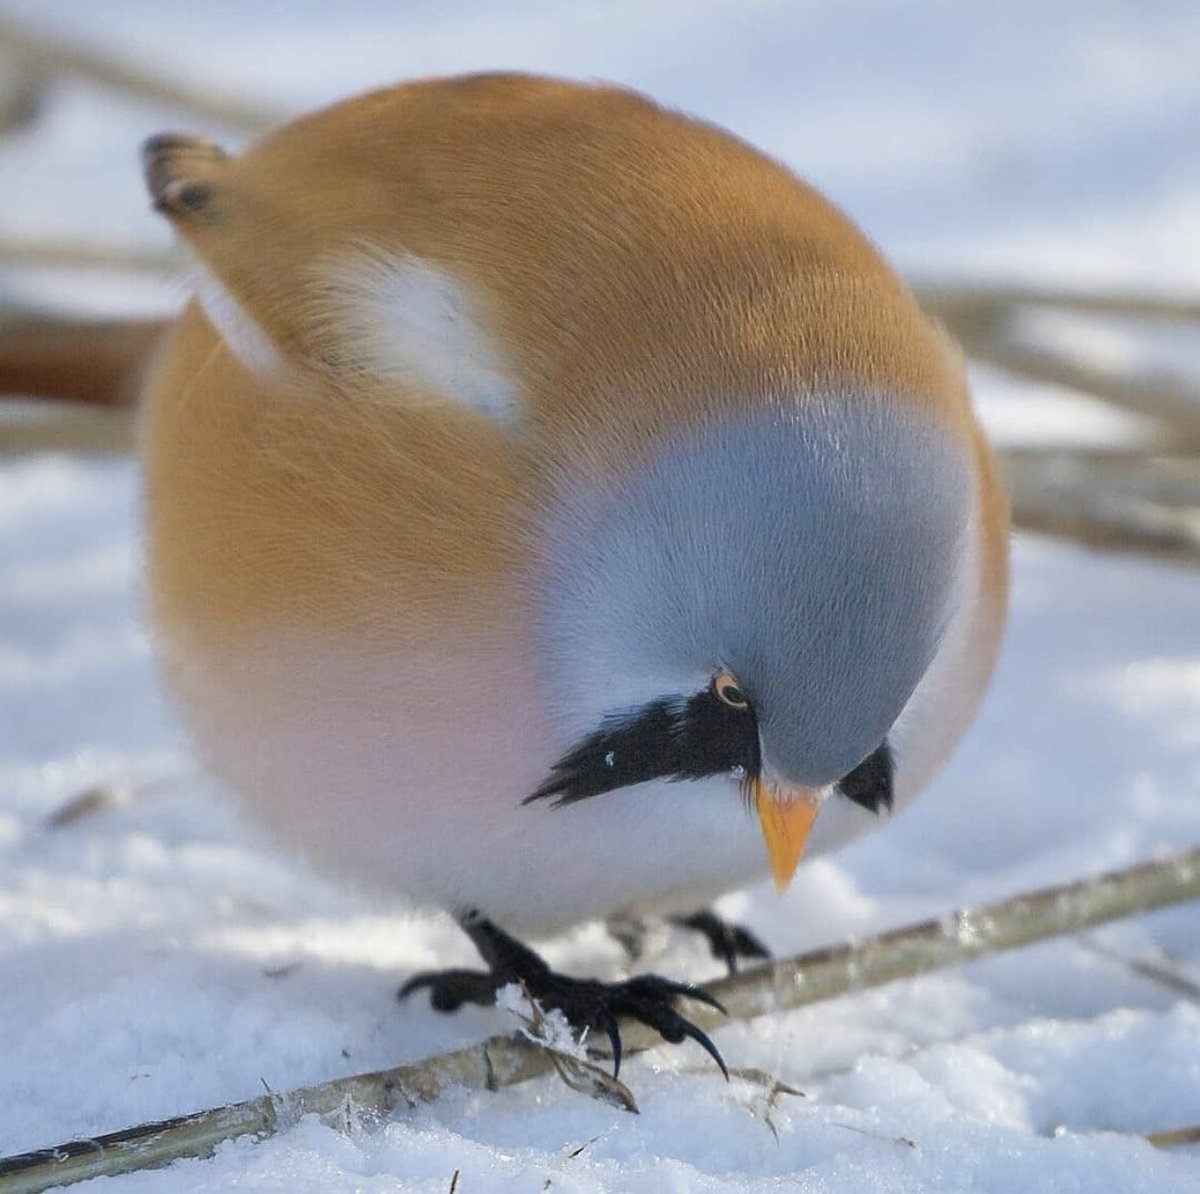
[[729, 926, 771, 960], [398, 915, 730, 1081], [665, 981, 728, 1016], [603, 1012, 623, 1080], [398, 968, 498, 1012], [624, 974, 728, 1016], [674, 1017, 730, 1082], [397, 972, 435, 999], [605, 914, 650, 963], [674, 910, 771, 973]]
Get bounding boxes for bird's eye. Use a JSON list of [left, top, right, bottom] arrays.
[[712, 672, 750, 710]]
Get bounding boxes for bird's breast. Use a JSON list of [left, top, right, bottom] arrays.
[[165, 626, 548, 908], [161, 624, 811, 934]]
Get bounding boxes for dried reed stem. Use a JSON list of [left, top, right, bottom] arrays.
[[0, 235, 177, 275], [913, 281, 1200, 326], [1, 847, 1197, 1194], [0, 15, 281, 133]]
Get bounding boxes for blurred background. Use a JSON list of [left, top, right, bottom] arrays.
[[1, 2, 1199, 1186], [4, 2, 1200, 476]]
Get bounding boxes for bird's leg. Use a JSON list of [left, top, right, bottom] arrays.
[[606, 909, 767, 973], [671, 909, 771, 973], [604, 911, 652, 963], [400, 910, 728, 1079]]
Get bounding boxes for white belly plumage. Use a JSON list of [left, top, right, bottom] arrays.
[[168, 631, 869, 937]]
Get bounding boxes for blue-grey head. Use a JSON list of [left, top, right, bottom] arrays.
[[529, 393, 973, 887]]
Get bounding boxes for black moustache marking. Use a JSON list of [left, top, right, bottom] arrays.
[[528, 692, 894, 816], [837, 739, 894, 815], [526, 689, 761, 808]]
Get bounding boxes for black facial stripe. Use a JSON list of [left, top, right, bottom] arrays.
[[674, 688, 761, 780], [526, 689, 761, 808], [525, 699, 680, 807], [837, 740, 894, 815]]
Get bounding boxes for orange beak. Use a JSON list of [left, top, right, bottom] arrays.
[[753, 779, 822, 892]]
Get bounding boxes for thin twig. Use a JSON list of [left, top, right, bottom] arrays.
[[1079, 939, 1200, 1002], [0, 408, 136, 454], [0, 234, 177, 275], [914, 282, 1200, 326], [0, 15, 282, 134], [1145, 1124, 1200, 1149], [943, 304, 1200, 444], [1006, 475, 1200, 566], [1000, 450, 1200, 508], [0, 312, 166, 409], [0, 847, 1196, 1194], [999, 448, 1200, 566], [0, 66, 45, 138], [43, 783, 128, 830]]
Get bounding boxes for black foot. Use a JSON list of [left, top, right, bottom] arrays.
[[672, 909, 771, 973], [400, 912, 728, 1079], [605, 912, 653, 963]]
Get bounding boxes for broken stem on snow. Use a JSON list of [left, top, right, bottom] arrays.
[[0, 847, 1197, 1194]]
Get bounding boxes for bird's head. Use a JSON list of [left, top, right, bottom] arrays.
[[528, 394, 973, 890]]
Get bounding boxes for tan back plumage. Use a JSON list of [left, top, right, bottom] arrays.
[[140, 73, 1006, 659]]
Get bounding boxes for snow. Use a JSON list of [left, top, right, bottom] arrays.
[[3, 1, 1200, 1189], [493, 983, 594, 1061]]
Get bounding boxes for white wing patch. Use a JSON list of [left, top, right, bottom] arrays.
[[316, 251, 519, 424], [192, 264, 284, 377]]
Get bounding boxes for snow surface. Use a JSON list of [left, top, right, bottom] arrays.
[[3, 1, 1200, 1190]]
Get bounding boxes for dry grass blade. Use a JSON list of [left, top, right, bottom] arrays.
[[914, 281, 1200, 326], [935, 296, 1200, 444], [0, 406, 136, 454], [502, 986, 639, 1112], [997, 445, 1200, 567], [0, 311, 166, 408], [0, 235, 177, 275], [0, 848, 1196, 1193], [1145, 1125, 1200, 1149], [1000, 450, 1200, 567], [0, 15, 282, 133], [545, 1052, 639, 1113], [707, 848, 1200, 1025], [43, 784, 127, 830], [0, 309, 162, 450], [831, 1122, 917, 1149], [920, 284, 1200, 463], [724, 1066, 805, 1099], [1079, 939, 1200, 1002], [724, 1066, 806, 1142], [564, 1134, 605, 1160], [1000, 451, 1200, 508], [0, 66, 45, 137]]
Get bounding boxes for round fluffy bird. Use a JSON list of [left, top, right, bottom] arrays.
[[139, 73, 1009, 1074]]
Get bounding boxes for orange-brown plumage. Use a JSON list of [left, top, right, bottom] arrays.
[[143, 74, 995, 638], [140, 73, 1008, 976]]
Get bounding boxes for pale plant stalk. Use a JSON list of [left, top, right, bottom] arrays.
[[1000, 451, 1200, 566], [0, 848, 1197, 1194], [912, 281, 1200, 326], [1145, 1125, 1200, 1149], [954, 323, 1200, 446], [0, 236, 177, 275], [0, 15, 280, 133]]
